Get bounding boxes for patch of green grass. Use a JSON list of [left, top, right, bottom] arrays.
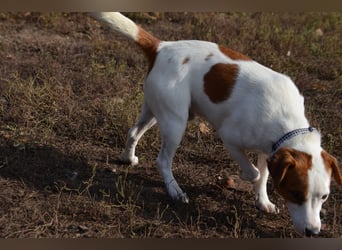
[[0, 12, 341, 238]]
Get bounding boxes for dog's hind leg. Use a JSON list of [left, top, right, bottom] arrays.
[[156, 115, 189, 203], [120, 101, 156, 165]]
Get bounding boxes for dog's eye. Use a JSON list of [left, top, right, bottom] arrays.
[[321, 194, 329, 201]]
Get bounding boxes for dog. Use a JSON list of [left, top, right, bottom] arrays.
[[91, 12, 342, 236]]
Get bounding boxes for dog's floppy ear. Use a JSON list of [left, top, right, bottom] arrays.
[[321, 150, 342, 186], [267, 148, 297, 187]]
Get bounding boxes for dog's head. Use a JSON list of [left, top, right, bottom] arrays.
[[267, 147, 341, 236]]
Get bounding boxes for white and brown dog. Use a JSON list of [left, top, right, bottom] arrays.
[[91, 12, 341, 236]]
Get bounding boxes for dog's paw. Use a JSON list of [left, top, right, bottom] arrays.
[[167, 180, 189, 204], [119, 154, 139, 166], [256, 200, 279, 214], [170, 192, 189, 204], [178, 192, 189, 204]]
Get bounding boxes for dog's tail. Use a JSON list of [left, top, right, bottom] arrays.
[[90, 12, 160, 71]]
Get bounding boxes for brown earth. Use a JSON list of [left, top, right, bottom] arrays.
[[0, 12, 341, 238]]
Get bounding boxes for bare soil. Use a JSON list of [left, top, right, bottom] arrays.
[[0, 12, 341, 238]]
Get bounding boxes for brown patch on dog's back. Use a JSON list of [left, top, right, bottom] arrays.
[[268, 148, 312, 205], [219, 45, 251, 61], [203, 63, 239, 103]]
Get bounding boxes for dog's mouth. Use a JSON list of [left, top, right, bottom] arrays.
[[291, 223, 320, 237], [286, 202, 322, 237]]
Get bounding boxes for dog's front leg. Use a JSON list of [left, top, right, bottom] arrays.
[[254, 153, 278, 213], [226, 146, 261, 182]]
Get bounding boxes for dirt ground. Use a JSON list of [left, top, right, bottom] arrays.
[[0, 12, 341, 238]]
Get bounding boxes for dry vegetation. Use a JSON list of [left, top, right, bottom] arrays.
[[0, 12, 341, 238]]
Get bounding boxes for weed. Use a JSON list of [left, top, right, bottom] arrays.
[[0, 12, 341, 238]]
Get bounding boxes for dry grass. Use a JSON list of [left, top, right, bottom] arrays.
[[0, 12, 341, 238]]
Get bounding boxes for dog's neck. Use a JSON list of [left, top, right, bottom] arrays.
[[272, 127, 317, 153], [271, 128, 322, 156]]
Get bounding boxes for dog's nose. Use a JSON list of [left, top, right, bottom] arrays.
[[305, 228, 319, 237]]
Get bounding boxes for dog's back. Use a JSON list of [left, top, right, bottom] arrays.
[[147, 39, 308, 151]]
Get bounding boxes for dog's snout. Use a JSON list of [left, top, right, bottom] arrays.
[[305, 227, 319, 237]]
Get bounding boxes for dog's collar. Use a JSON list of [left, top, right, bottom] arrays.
[[271, 127, 316, 153]]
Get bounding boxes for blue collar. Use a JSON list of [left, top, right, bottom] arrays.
[[272, 127, 316, 153]]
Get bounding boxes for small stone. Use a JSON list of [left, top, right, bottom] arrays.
[[315, 28, 324, 37], [199, 122, 211, 135], [222, 177, 237, 189], [78, 225, 89, 233]]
